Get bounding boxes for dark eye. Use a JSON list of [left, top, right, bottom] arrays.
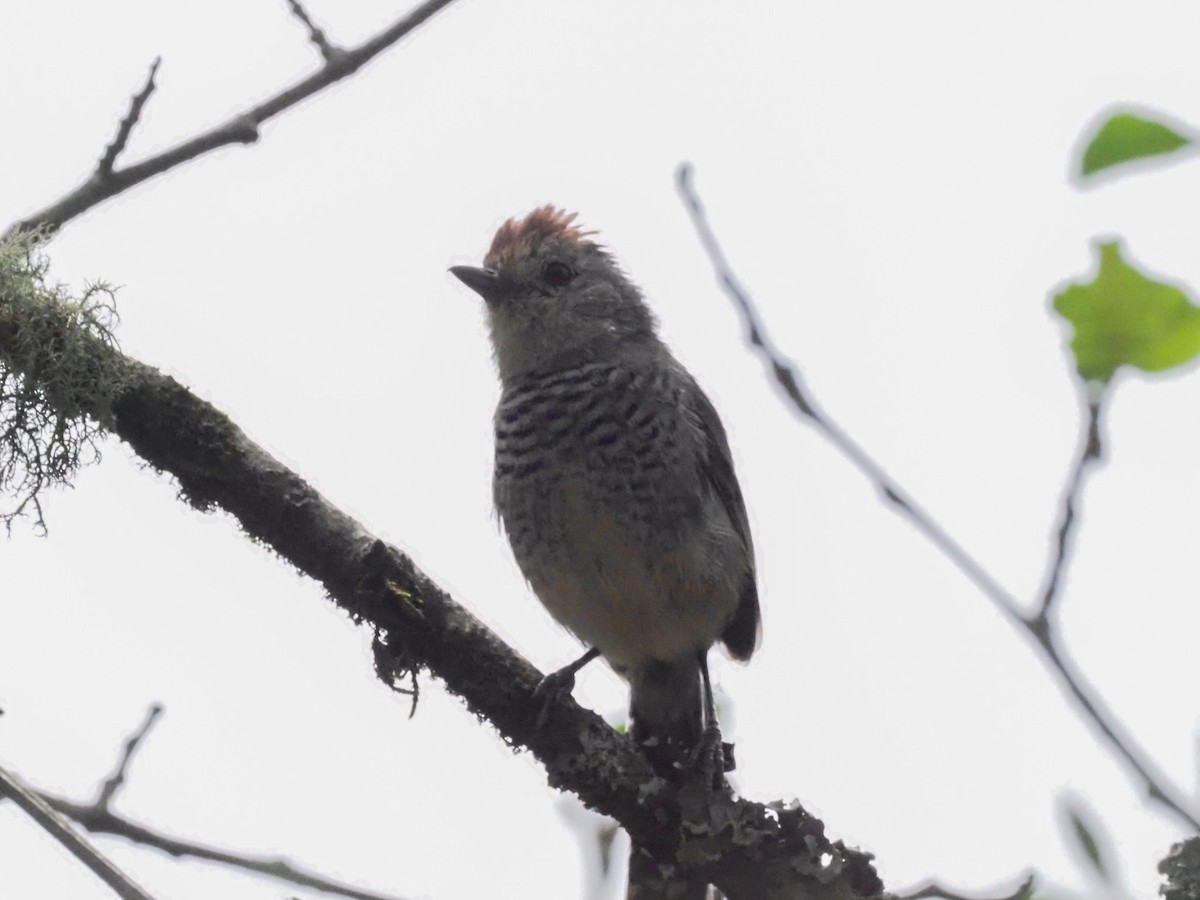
[[542, 261, 575, 288]]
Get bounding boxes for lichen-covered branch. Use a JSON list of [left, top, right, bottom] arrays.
[[1161, 837, 1200, 899], [108, 331, 883, 900], [0, 242, 884, 899], [0, 231, 126, 531]]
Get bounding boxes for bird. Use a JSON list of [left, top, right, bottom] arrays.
[[450, 206, 759, 784]]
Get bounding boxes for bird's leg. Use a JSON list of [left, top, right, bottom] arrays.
[[533, 646, 601, 728], [690, 650, 732, 790]]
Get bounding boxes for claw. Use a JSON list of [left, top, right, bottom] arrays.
[[689, 650, 735, 790], [533, 668, 577, 729], [686, 720, 727, 791], [532, 647, 600, 728], [721, 740, 736, 773]]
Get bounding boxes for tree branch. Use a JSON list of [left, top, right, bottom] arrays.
[[0, 762, 158, 900], [112, 352, 882, 900], [97, 58, 161, 177], [42, 793, 413, 900], [285, 0, 347, 63], [675, 162, 1200, 834], [93, 703, 162, 810], [3, 704, 411, 900], [5, 0, 459, 239], [1028, 396, 1103, 630], [674, 165, 1024, 629], [0, 296, 885, 898]]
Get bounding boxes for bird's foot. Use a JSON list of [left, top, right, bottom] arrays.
[[532, 667, 578, 729], [687, 721, 734, 791], [532, 647, 600, 728]]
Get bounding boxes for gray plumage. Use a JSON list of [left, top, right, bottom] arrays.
[[452, 206, 759, 774]]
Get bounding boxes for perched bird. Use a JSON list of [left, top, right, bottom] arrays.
[[451, 206, 759, 781]]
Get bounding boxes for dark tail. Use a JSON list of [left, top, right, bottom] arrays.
[[626, 658, 710, 900], [629, 658, 704, 775]]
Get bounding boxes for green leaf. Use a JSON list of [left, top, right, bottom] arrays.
[[1053, 242, 1200, 383], [1066, 806, 1110, 883], [1080, 112, 1191, 176]]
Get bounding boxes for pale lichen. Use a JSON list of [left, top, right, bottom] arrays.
[[0, 230, 127, 532]]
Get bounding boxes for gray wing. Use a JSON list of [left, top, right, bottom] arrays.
[[683, 375, 761, 661]]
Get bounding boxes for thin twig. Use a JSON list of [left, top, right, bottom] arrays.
[[1015, 400, 1183, 816], [1030, 397, 1104, 629], [675, 162, 1024, 630], [43, 793, 412, 900], [6, 0, 460, 239], [285, 0, 347, 62], [675, 161, 1200, 834], [97, 58, 161, 176], [898, 873, 1034, 900], [0, 763, 158, 900], [1036, 631, 1190, 818], [2, 707, 412, 900], [95, 703, 162, 809]]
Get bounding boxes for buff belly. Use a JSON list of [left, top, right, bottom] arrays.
[[503, 464, 739, 670]]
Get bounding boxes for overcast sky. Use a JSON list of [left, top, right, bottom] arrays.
[[3, 2, 1200, 899]]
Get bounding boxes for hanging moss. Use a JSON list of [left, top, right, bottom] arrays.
[[0, 231, 127, 532]]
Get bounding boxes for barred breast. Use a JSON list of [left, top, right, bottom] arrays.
[[492, 360, 742, 669]]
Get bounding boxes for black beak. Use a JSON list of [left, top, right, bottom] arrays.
[[450, 265, 516, 304]]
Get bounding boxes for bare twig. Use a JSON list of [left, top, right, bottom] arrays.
[[898, 873, 1034, 900], [1017, 398, 1187, 829], [6, 0, 459, 239], [43, 792, 413, 900], [1029, 396, 1104, 630], [4, 707, 411, 900], [94, 703, 162, 810], [286, 0, 347, 62], [675, 161, 1200, 834], [0, 762, 158, 900], [97, 58, 161, 176], [675, 162, 1025, 632]]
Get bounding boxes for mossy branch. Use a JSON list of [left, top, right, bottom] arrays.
[[0, 231, 129, 531], [0, 240, 883, 899], [1161, 837, 1200, 900]]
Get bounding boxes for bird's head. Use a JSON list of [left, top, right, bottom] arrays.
[[451, 206, 656, 381]]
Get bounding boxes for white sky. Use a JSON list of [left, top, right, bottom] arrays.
[[3, 2, 1200, 898]]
